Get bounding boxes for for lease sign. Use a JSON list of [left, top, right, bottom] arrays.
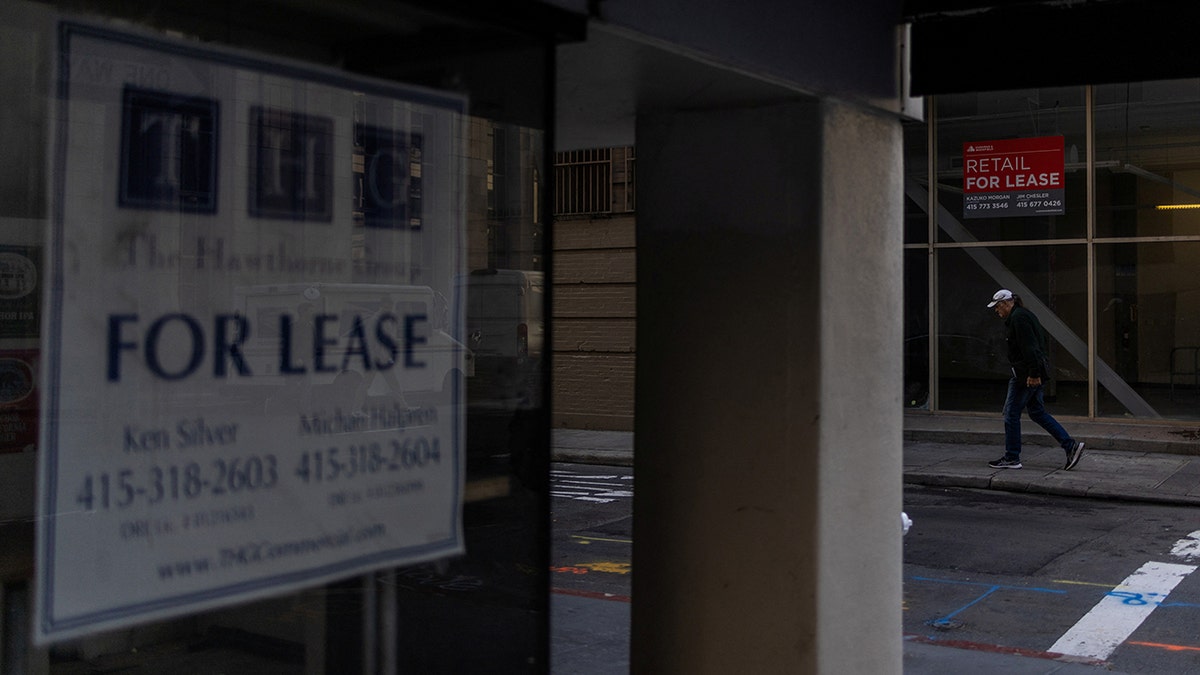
[[37, 21, 466, 642], [962, 136, 1065, 219]]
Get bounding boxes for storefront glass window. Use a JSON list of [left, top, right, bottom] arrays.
[[903, 248, 930, 409], [903, 120, 931, 408], [910, 79, 1200, 422], [1096, 242, 1200, 419], [903, 121, 929, 245], [934, 88, 1087, 244], [0, 0, 556, 670], [1092, 80, 1200, 419], [1095, 81, 1200, 239], [935, 246, 1088, 417]]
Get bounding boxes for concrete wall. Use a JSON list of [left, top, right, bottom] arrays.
[[632, 98, 903, 673]]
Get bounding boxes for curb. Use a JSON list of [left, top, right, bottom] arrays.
[[903, 429, 1200, 456], [551, 449, 633, 467], [902, 470, 1200, 508], [904, 417, 1200, 457]]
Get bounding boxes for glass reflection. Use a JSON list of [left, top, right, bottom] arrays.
[[0, 0, 552, 671], [1096, 242, 1200, 420], [936, 246, 1087, 417], [1095, 81, 1200, 239], [933, 88, 1087, 243]]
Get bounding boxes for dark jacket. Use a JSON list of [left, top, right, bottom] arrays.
[[1005, 306, 1050, 381]]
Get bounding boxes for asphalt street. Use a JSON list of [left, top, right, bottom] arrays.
[[550, 412, 1200, 673]]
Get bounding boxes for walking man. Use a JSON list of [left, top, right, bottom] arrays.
[[986, 289, 1085, 470]]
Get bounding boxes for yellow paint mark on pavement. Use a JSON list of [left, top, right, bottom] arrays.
[[1052, 579, 1123, 589], [578, 561, 631, 575]]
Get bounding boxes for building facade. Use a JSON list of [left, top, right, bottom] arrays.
[[905, 84, 1200, 423], [552, 147, 636, 431]]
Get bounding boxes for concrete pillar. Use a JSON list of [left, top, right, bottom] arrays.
[[631, 99, 904, 673]]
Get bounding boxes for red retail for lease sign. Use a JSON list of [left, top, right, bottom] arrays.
[[962, 135, 1065, 219]]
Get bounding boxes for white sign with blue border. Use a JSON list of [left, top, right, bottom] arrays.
[[37, 20, 467, 643]]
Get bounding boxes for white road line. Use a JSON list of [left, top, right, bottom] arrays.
[[1049, 561, 1197, 660], [1170, 530, 1200, 562], [550, 472, 634, 502], [558, 480, 628, 488]]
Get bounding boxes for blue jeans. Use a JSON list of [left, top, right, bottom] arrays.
[[1002, 377, 1073, 459]]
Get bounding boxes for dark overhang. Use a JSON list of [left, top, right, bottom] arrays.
[[906, 0, 1200, 95]]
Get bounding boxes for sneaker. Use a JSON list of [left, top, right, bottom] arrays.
[[1064, 441, 1085, 471], [988, 456, 1022, 469]]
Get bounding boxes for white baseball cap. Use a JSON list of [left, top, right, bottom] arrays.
[[987, 289, 1013, 308]]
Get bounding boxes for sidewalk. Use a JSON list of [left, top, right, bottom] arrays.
[[550, 413, 1200, 674], [552, 413, 1200, 506], [903, 412, 1200, 506]]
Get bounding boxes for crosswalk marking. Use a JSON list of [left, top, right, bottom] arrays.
[[562, 496, 622, 503], [1170, 530, 1200, 562], [1050, 560, 1197, 660], [551, 470, 634, 503]]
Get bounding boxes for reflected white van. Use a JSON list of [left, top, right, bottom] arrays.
[[461, 269, 544, 410], [464, 269, 544, 364]]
